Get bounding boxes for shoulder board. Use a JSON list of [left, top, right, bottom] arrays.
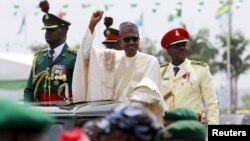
[[67, 48, 77, 54], [34, 48, 47, 56], [161, 62, 169, 68], [191, 60, 207, 67]]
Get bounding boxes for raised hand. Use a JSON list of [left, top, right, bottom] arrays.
[[89, 10, 104, 33]]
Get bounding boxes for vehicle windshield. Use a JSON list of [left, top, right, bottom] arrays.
[[39, 123, 65, 141]]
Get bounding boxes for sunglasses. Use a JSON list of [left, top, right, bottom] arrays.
[[45, 28, 59, 32], [122, 37, 139, 43], [105, 44, 118, 49]]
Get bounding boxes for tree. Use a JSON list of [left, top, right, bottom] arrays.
[[139, 37, 157, 55], [139, 27, 219, 67], [139, 37, 169, 64], [241, 93, 250, 109], [29, 44, 48, 53], [139, 37, 164, 63], [187, 28, 219, 74], [29, 44, 80, 53], [156, 49, 170, 64], [216, 31, 250, 113]]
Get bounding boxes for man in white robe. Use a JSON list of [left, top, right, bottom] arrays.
[[72, 11, 167, 124]]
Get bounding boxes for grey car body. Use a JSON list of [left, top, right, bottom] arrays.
[[29, 100, 122, 140]]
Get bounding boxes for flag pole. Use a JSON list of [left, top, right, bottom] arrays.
[[141, 12, 144, 38], [24, 11, 28, 53], [227, 0, 232, 113]]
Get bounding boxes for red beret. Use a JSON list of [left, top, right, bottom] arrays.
[[59, 127, 89, 141], [161, 28, 189, 49]]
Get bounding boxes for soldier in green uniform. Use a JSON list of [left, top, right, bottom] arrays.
[[0, 98, 54, 141], [23, 0, 77, 102], [163, 107, 198, 126]]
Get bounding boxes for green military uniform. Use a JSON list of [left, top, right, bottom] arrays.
[[163, 107, 199, 127], [24, 45, 76, 101], [164, 107, 198, 121], [0, 98, 54, 132], [156, 120, 206, 141], [24, 2, 76, 102]]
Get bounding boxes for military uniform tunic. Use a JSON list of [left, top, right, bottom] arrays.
[[161, 59, 219, 124], [24, 44, 77, 102]]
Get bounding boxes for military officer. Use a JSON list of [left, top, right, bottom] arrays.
[[23, 0, 77, 102], [160, 28, 219, 124], [102, 16, 123, 50]]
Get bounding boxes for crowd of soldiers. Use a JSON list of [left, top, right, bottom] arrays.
[[1, 0, 220, 141]]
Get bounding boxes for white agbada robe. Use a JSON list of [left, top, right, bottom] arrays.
[[72, 29, 167, 123]]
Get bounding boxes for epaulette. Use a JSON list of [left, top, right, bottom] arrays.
[[191, 60, 207, 67], [161, 62, 169, 68], [161, 62, 169, 77], [67, 47, 77, 54], [34, 48, 48, 56]]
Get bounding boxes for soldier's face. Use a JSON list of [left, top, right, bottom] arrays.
[[104, 42, 123, 50], [167, 42, 188, 62], [120, 32, 139, 57], [45, 27, 66, 47]]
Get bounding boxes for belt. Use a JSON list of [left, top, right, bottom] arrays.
[[197, 113, 207, 123], [38, 92, 72, 101], [197, 113, 202, 122]]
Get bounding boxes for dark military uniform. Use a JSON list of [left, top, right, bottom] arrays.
[[24, 45, 76, 101], [24, 2, 76, 102], [0, 98, 54, 133]]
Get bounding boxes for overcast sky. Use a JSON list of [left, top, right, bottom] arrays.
[[1, 0, 250, 98], [1, 0, 250, 50]]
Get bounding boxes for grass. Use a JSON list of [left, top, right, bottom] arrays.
[[0, 79, 27, 89]]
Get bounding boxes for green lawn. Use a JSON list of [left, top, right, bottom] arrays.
[[0, 79, 27, 89]]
